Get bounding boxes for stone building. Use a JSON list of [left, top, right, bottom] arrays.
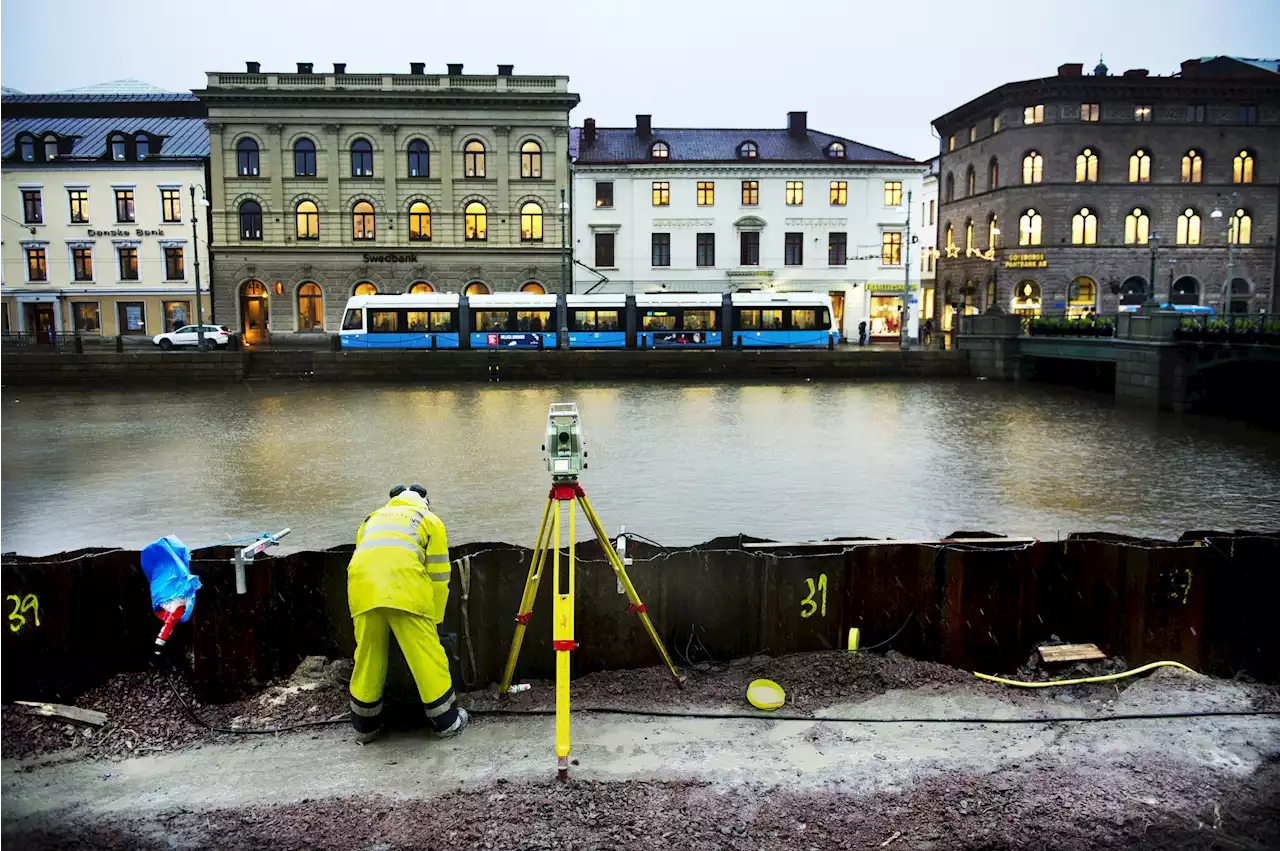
[[931, 56, 1279, 334], [196, 63, 579, 341]]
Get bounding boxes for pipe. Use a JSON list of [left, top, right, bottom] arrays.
[[973, 659, 1194, 688]]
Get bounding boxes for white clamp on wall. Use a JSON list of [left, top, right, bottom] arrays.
[[232, 528, 291, 594]]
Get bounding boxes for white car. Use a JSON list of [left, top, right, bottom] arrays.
[[153, 324, 231, 350]]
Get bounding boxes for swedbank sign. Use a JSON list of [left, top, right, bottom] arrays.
[[362, 253, 417, 263]]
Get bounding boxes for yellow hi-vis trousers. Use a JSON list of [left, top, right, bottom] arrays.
[[348, 607, 458, 734]]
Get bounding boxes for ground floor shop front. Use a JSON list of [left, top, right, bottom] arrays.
[[1, 289, 213, 341]]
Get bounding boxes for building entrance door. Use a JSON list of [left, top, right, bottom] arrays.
[[240, 281, 269, 345], [26, 303, 55, 344], [828, 291, 845, 341]]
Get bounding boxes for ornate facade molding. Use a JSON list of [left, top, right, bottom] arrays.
[[379, 124, 400, 135], [266, 123, 285, 135], [784, 217, 848, 227], [652, 218, 714, 228], [205, 122, 225, 135], [493, 125, 512, 137], [322, 124, 341, 135]]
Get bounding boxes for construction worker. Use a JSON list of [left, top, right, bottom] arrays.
[[347, 483, 468, 743]]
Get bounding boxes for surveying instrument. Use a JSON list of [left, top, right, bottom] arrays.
[[499, 402, 683, 779]]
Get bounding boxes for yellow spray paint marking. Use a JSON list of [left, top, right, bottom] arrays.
[[6, 594, 40, 633], [800, 573, 827, 619]]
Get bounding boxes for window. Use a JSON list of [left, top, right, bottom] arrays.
[[1075, 148, 1098, 182], [1176, 208, 1201, 245], [161, 188, 182, 222], [595, 181, 613, 207], [118, 246, 139, 279], [342, 308, 364, 331], [118, 302, 146, 334], [965, 219, 974, 253], [1023, 105, 1044, 124], [1082, 103, 1099, 122], [135, 136, 149, 160], [354, 282, 378, 296], [1022, 151, 1043, 184], [164, 246, 184, 280], [820, 180, 845, 206], [1071, 207, 1098, 245], [652, 181, 670, 206], [696, 233, 715, 267], [989, 158, 999, 190], [72, 247, 93, 280], [520, 140, 542, 178], [1233, 150, 1254, 183], [239, 200, 263, 240], [1238, 105, 1258, 125], [929, 199, 935, 225], [738, 141, 757, 159], [464, 140, 486, 177], [1124, 208, 1150, 245], [44, 135, 59, 161], [465, 201, 487, 240], [944, 223, 954, 252], [352, 201, 375, 240], [650, 141, 669, 159], [408, 282, 434, 294], [1187, 104, 1205, 123], [827, 142, 845, 159], [68, 189, 89, 222], [1018, 209, 1042, 245], [115, 189, 135, 223], [741, 180, 759, 205], [737, 309, 783, 331], [1128, 149, 1151, 183], [697, 181, 715, 206], [1229, 209, 1252, 245], [22, 189, 42, 224], [881, 232, 902, 265], [297, 283, 324, 332], [73, 302, 101, 333], [1181, 149, 1203, 183], [351, 139, 373, 177], [294, 138, 317, 176], [993, 114, 1001, 133], [945, 173, 955, 202], [409, 202, 431, 241], [296, 201, 319, 239], [965, 167, 975, 197], [111, 134, 126, 161], [18, 135, 35, 161], [571, 309, 620, 331], [237, 138, 259, 176], [969, 125, 976, 143], [828, 232, 847, 266], [594, 232, 615, 267], [651, 233, 670, 266], [26, 247, 47, 281], [407, 140, 429, 178], [883, 181, 901, 206], [740, 231, 759, 265], [162, 301, 189, 332], [948, 135, 955, 152], [520, 202, 543, 241], [785, 181, 803, 205], [783, 232, 803, 266], [1134, 105, 1152, 122], [988, 214, 998, 249]]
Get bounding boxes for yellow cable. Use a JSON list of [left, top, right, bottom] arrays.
[[974, 660, 1195, 688]]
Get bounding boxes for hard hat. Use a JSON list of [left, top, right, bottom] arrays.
[[389, 482, 429, 504]]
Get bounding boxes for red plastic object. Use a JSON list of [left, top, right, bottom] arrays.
[[154, 603, 186, 649]]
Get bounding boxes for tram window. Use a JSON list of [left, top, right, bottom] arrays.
[[342, 309, 364, 331], [642, 311, 676, 331], [571, 309, 620, 331], [791, 309, 817, 330], [820, 309, 830, 327], [474, 310, 509, 331], [683, 309, 717, 330], [370, 310, 399, 332], [738, 309, 783, 330], [516, 310, 552, 331], [406, 310, 454, 332], [429, 311, 455, 331]]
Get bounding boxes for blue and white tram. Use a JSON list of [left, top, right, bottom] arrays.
[[339, 294, 461, 349], [730, 292, 837, 347], [468, 293, 559, 349], [635, 294, 723, 348], [566, 295, 626, 348]]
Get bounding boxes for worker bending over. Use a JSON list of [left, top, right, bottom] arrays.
[[347, 483, 468, 743]]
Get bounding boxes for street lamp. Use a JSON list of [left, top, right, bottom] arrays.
[[1210, 191, 1240, 314], [189, 185, 211, 341]]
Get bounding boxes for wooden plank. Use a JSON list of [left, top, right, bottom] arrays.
[[15, 701, 108, 727], [1038, 643, 1106, 664]]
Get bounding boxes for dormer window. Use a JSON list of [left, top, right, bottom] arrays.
[[43, 134, 59, 161], [17, 134, 35, 161], [136, 135, 150, 160], [738, 141, 758, 159], [650, 141, 669, 159], [826, 142, 846, 159], [110, 134, 127, 161]]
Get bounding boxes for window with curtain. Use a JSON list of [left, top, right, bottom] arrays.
[[239, 200, 263, 240], [352, 201, 375, 239], [465, 201, 487, 240], [520, 141, 542, 178], [520, 202, 543, 241], [297, 283, 324, 332]]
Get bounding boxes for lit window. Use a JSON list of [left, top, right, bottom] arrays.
[[993, 115, 1001, 133], [738, 141, 757, 159], [831, 181, 848, 206], [114, 188, 135, 223], [296, 200, 319, 240], [741, 180, 758, 205], [965, 219, 974, 253], [72, 247, 94, 281], [595, 181, 613, 207], [164, 247, 184, 280], [1128, 149, 1151, 183], [988, 214, 998, 249], [236, 138, 258, 175], [697, 181, 715, 206], [1181, 149, 1202, 183], [1021, 151, 1043, 184], [652, 181, 670, 206], [352, 200, 375, 240], [1081, 103, 1099, 122], [1176, 208, 1201, 245], [1124, 208, 1150, 245], [1134, 105, 1152, 122], [239, 200, 263, 240], [1233, 150, 1254, 184], [520, 201, 543, 241], [650, 141, 669, 159], [989, 158, 999, 190], [785, 181, 804, 205], [295, 138, 317, 176], [44, 134, 59, 161], [944, 223, 954, 252], [520, 140, 542, 178], [883, 180, 901, 206], [111, 134, 127, 161], [1018, 209, 1042, 246], [160, 188, 182, 222], [298, 283, 324, 332], [68, 189, 90, 223], [968, 125, 976, 143], [351, 139, 373, 177], [1071, 207, 1098, 245], [1229, 209, 1252, 245], [409, 282, 434, 294], [407, 140, 429, 178], [1023, 105, 1044, 124], [827, 142, 845, 159], [881, 232, 902, 265], [26, 247, 47, 281], [464, 140, 486, 177], [948, 135, 955, 152], [409, 201, 431, 241], [965, 167, 975, 197], [354, 282, 377, 296], [465, 201, 487, 240], [1075, 148, 1098, 182]]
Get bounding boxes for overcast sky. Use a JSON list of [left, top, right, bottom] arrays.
[[3, 0, 1277, 160]]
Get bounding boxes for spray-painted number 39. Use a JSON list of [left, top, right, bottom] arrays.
[[800, 574, 827, 619], [7, 594, 41, 633]]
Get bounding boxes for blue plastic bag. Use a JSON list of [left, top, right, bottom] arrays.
[[140, 536, 202, 623]]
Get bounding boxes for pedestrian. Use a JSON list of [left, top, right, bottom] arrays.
[[347, 483, 468, 744], [858, 320, 868, 346], [922, 317, 935, 347]]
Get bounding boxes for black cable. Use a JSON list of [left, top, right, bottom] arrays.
[[155, 659, 350, 735], [859, 606, 919, 652]]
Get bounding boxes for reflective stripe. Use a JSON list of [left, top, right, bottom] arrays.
[[424, 688, 456, 717], [356, 538, 426, 558], [428, 569, 451, 581], [425, 553, 450, 565], [363, 522, 426, 541], [349, 699, 383, 718]]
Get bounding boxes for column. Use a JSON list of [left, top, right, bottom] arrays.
[[379, 124, 399, 244], [494, 125, 511, 245], [436, 125, 455, 243], [324, 123, 342, 236], [267, 124, 285, 233], [206, 123, 226, 246]]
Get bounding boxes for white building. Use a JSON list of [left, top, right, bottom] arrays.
[[571, 112, 928, 340], [916, 156, 939, 336]]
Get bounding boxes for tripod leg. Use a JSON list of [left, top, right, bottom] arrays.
[[499, 495, 554, 694], [552, 498, 575, 779], [578, 491, 684, 685]]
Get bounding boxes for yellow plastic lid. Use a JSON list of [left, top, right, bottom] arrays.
[[746, 678, 786, 711]]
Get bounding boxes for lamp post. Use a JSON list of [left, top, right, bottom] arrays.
[[189, 185, 210, 340], [1145, 233, 1161, 309], [1210, 191, 1239, 313]]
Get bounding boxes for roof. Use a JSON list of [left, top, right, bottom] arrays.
[[2, 92, 199, 105], [573, 127, 918, 166], [56, 79, 178, 95], [1198, 56, 1280, 74], [1, 115, 210, 158]]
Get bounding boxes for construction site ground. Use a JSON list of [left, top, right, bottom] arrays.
[[4, 651, 1279, 850]]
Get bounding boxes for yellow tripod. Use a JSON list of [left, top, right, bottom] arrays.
[[499, 480, 683, 779]]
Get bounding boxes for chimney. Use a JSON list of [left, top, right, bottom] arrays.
[[498, 64, 514, 76], [583, 118, 597, 146], [635, 114, 652, 137], [1122, 68, 1149, 78], [334, 63, 346, 74], [410, 62, 425, 75], [787, 111, 807, 137], [1180, 59, 1201, 77], [246, 61, 261, 74], [1057, 62, 1083, 77], [447, 63, 464, 76], [297, 62, 314, 74]]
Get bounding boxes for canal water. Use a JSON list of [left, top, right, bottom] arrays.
[[3, 380, 1279, 556]]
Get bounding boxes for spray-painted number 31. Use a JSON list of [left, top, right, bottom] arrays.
[[7, 594, 41, 633], [800, 574, 827, 619]]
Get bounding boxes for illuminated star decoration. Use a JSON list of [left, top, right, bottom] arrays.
[[945, 243, 960, 258]]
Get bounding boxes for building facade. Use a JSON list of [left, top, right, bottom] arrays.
[[196, 62, 579, 341], [932, 56, 1279, 335], [571, 113, 927, 340], [1, 87, 211, 339]]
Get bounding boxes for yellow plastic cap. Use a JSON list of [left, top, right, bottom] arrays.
[[746, 678, 786, 711]]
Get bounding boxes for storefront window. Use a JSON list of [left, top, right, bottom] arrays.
[[869, 297, 902, 337], [1011, 281, 1041, 317], [1070, 277, 1099, 317], [118, 302, 146, 334], [72, 302, 101, 333], [163, 301, 190, 332]]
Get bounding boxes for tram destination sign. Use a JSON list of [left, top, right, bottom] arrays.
[[362, 253, 417, 263], [1004, 253, 1047, 269]]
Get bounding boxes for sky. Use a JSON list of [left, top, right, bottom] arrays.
[[2, 0, 1278, 161]]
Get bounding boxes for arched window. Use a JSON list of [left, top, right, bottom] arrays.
[[351, 139, 373, 177], [944, 173, 955, 202], [738, 141, 758, 159], [236, 138, 259, 175], [464, 281, 490, 296], [17, 134, 35, 161], [1071, 207, 1097, 245], [465, 201, 487, 241], [827, 142, 845, 159], [965, 166, 975, 197], [353, 282, 377, 296], [988, 214, 999, 249], [1018, 209, 1042, 245], [1021, 151, 1043, 184], [520, 281, 546, 294], [964, 219, 974, 253], [464, 140, 486, 177], [1229, 278, 1252, 314], [408, 281, 434, 294], [294, 138, 316, 176], [520, 202, 543, 242], [296, 200, 319, 240], [1119, 276, 1148, 307], [944, 223, 954, 251], [989, 157, 999, 190], [1075, 148, 1098, 182], [520, 140, 542, 178], [112, 133, 128, 162], [407, 140, 429, 178], [297, 283, 324, 332], [1181, 149, 1202, 183], [44, 134, 59, 161], [1012, 280, 1042, 316], [239, 200, 263, 240], [1128, 148, 1151, 183], [134, 135, 149, 160], [352, 201, 375, 240], [408, 201, 431, 241], [1070, 277, 1098, 315], [1171, 277, 1199, 306], [1176, 207, 1201, 245], [1229, 208, 1252, 245], [1124, 208, 1150, 245], [650, 141, 669, 159], [1233, 149, 1254, 184]]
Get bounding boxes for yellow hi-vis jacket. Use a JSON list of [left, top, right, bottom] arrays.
[[347, 495, 451, 621]]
